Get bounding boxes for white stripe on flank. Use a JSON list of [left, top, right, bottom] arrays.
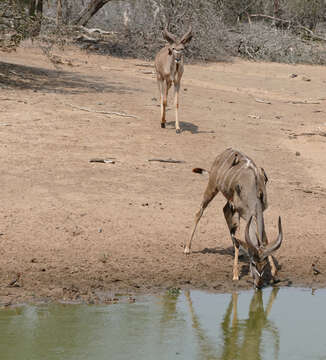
[[226, 162, 247, 193], [217, 150, 236, 189]]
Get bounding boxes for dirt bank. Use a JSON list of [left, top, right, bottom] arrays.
[[0, 44, 326, 305]]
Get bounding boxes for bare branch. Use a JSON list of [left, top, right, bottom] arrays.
[[249, 14, 326, 42], [67, 104, 138, 118]]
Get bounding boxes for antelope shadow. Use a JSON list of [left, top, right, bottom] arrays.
[[0, 61, 139, 95]]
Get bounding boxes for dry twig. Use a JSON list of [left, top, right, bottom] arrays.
[[67, 104, 138, 118], [255, 98, 271, 104], [249, 14, 326, 42], [148, 158, 185, 164], [288, 100, 320, 105], [89, 158, 115, 164]]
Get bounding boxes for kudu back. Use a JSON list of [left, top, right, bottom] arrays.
[[185, 148, 283, 288], [154, 26, 193, 133]]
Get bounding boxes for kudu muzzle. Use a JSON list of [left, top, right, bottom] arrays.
[[245, 215, 283, 288]]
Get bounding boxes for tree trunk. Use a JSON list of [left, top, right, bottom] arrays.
[[273, 0, 279, 16], [29, 0, 43, 18], [56, 0, 63, 25], [29, 0, 43, 36], [73, 0, 112, 27]]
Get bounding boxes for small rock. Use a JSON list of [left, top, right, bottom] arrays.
[[289, 73, 298, 78], [295, 151, 301, 156]]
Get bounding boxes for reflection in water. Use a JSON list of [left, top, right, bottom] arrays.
[[185, 289, 279, 360], [0, 288, 325, 360], [219, 289, 279, 360]]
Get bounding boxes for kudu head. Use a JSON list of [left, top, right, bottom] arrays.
[[243, 215, 283, 289], [163, 26, 193, 64]]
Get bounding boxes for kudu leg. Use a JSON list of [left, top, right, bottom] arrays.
[[262, 230, 278, 278], [184, 186, 218, 254], [223, 202, 241, 281], [162, 80, 172, 128], [174, 81, 181, 134], [159, 80, 166, 128]]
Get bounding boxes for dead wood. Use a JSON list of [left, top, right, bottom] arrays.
[[249, 14, 326, 42], [248, 114, 261, 119], [294, 187, 326, 196], [290, 130, 326, 138], [135, 64, 154, 68], [148, 158, 185, 164], [287, 100, 321, 105], [67, 104, 138, 118], [79, 26, 113, 35], [73, 0, 112, 27], [75, 34, 99, 44], [255, 98, 271, 104], [89, 158, 115, 164]]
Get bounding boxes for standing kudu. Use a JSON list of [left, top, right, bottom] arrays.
[[185, 148, 283, 288], [154, 26, 193, 133]]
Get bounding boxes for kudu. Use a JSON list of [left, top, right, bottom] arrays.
[[184, 148, 283, 288], [154, 26, 193, 133]]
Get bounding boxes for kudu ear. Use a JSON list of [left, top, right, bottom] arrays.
[[163, 27, 177, 44], [180, 26, 193, 45], [262, 217, 283, 259], [245, 216, 260, 259]]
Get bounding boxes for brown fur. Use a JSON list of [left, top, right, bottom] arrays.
[[154, 27, 192, 133], [185, 148, 283, 288]]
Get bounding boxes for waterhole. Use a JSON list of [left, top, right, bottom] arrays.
[[0, 287, 325, 360]]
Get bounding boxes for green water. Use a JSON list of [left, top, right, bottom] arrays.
[[0, 288, 325, 360]]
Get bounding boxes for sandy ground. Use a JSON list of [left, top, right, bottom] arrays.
[[0, 43, 326, 305]]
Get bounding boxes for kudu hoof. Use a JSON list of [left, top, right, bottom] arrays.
[[176, 129, 181, 134], [184, 247, 190, 255], [161, 123, 166, 128]]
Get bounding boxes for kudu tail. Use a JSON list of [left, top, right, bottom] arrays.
[[193, 168, 209, 175]]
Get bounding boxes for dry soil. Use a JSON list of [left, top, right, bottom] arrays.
[[0, 43, 326, 304]]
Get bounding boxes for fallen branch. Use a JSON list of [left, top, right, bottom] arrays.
[[248, 114, 261, 119], [75, 34, 99, 43], [255, 98, 271, 104], [67, 104, 138, 118], [294, 187, 326, 196], [290, 129, 326, 137], [287, 100, 320, 105], [0, 97, 27, 103], [148, 158, 185, 164], [89, 158, 115, 164], [135, 63, 154, 68], [249, 14, 326, 42], [79, 26, 114, 35]]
